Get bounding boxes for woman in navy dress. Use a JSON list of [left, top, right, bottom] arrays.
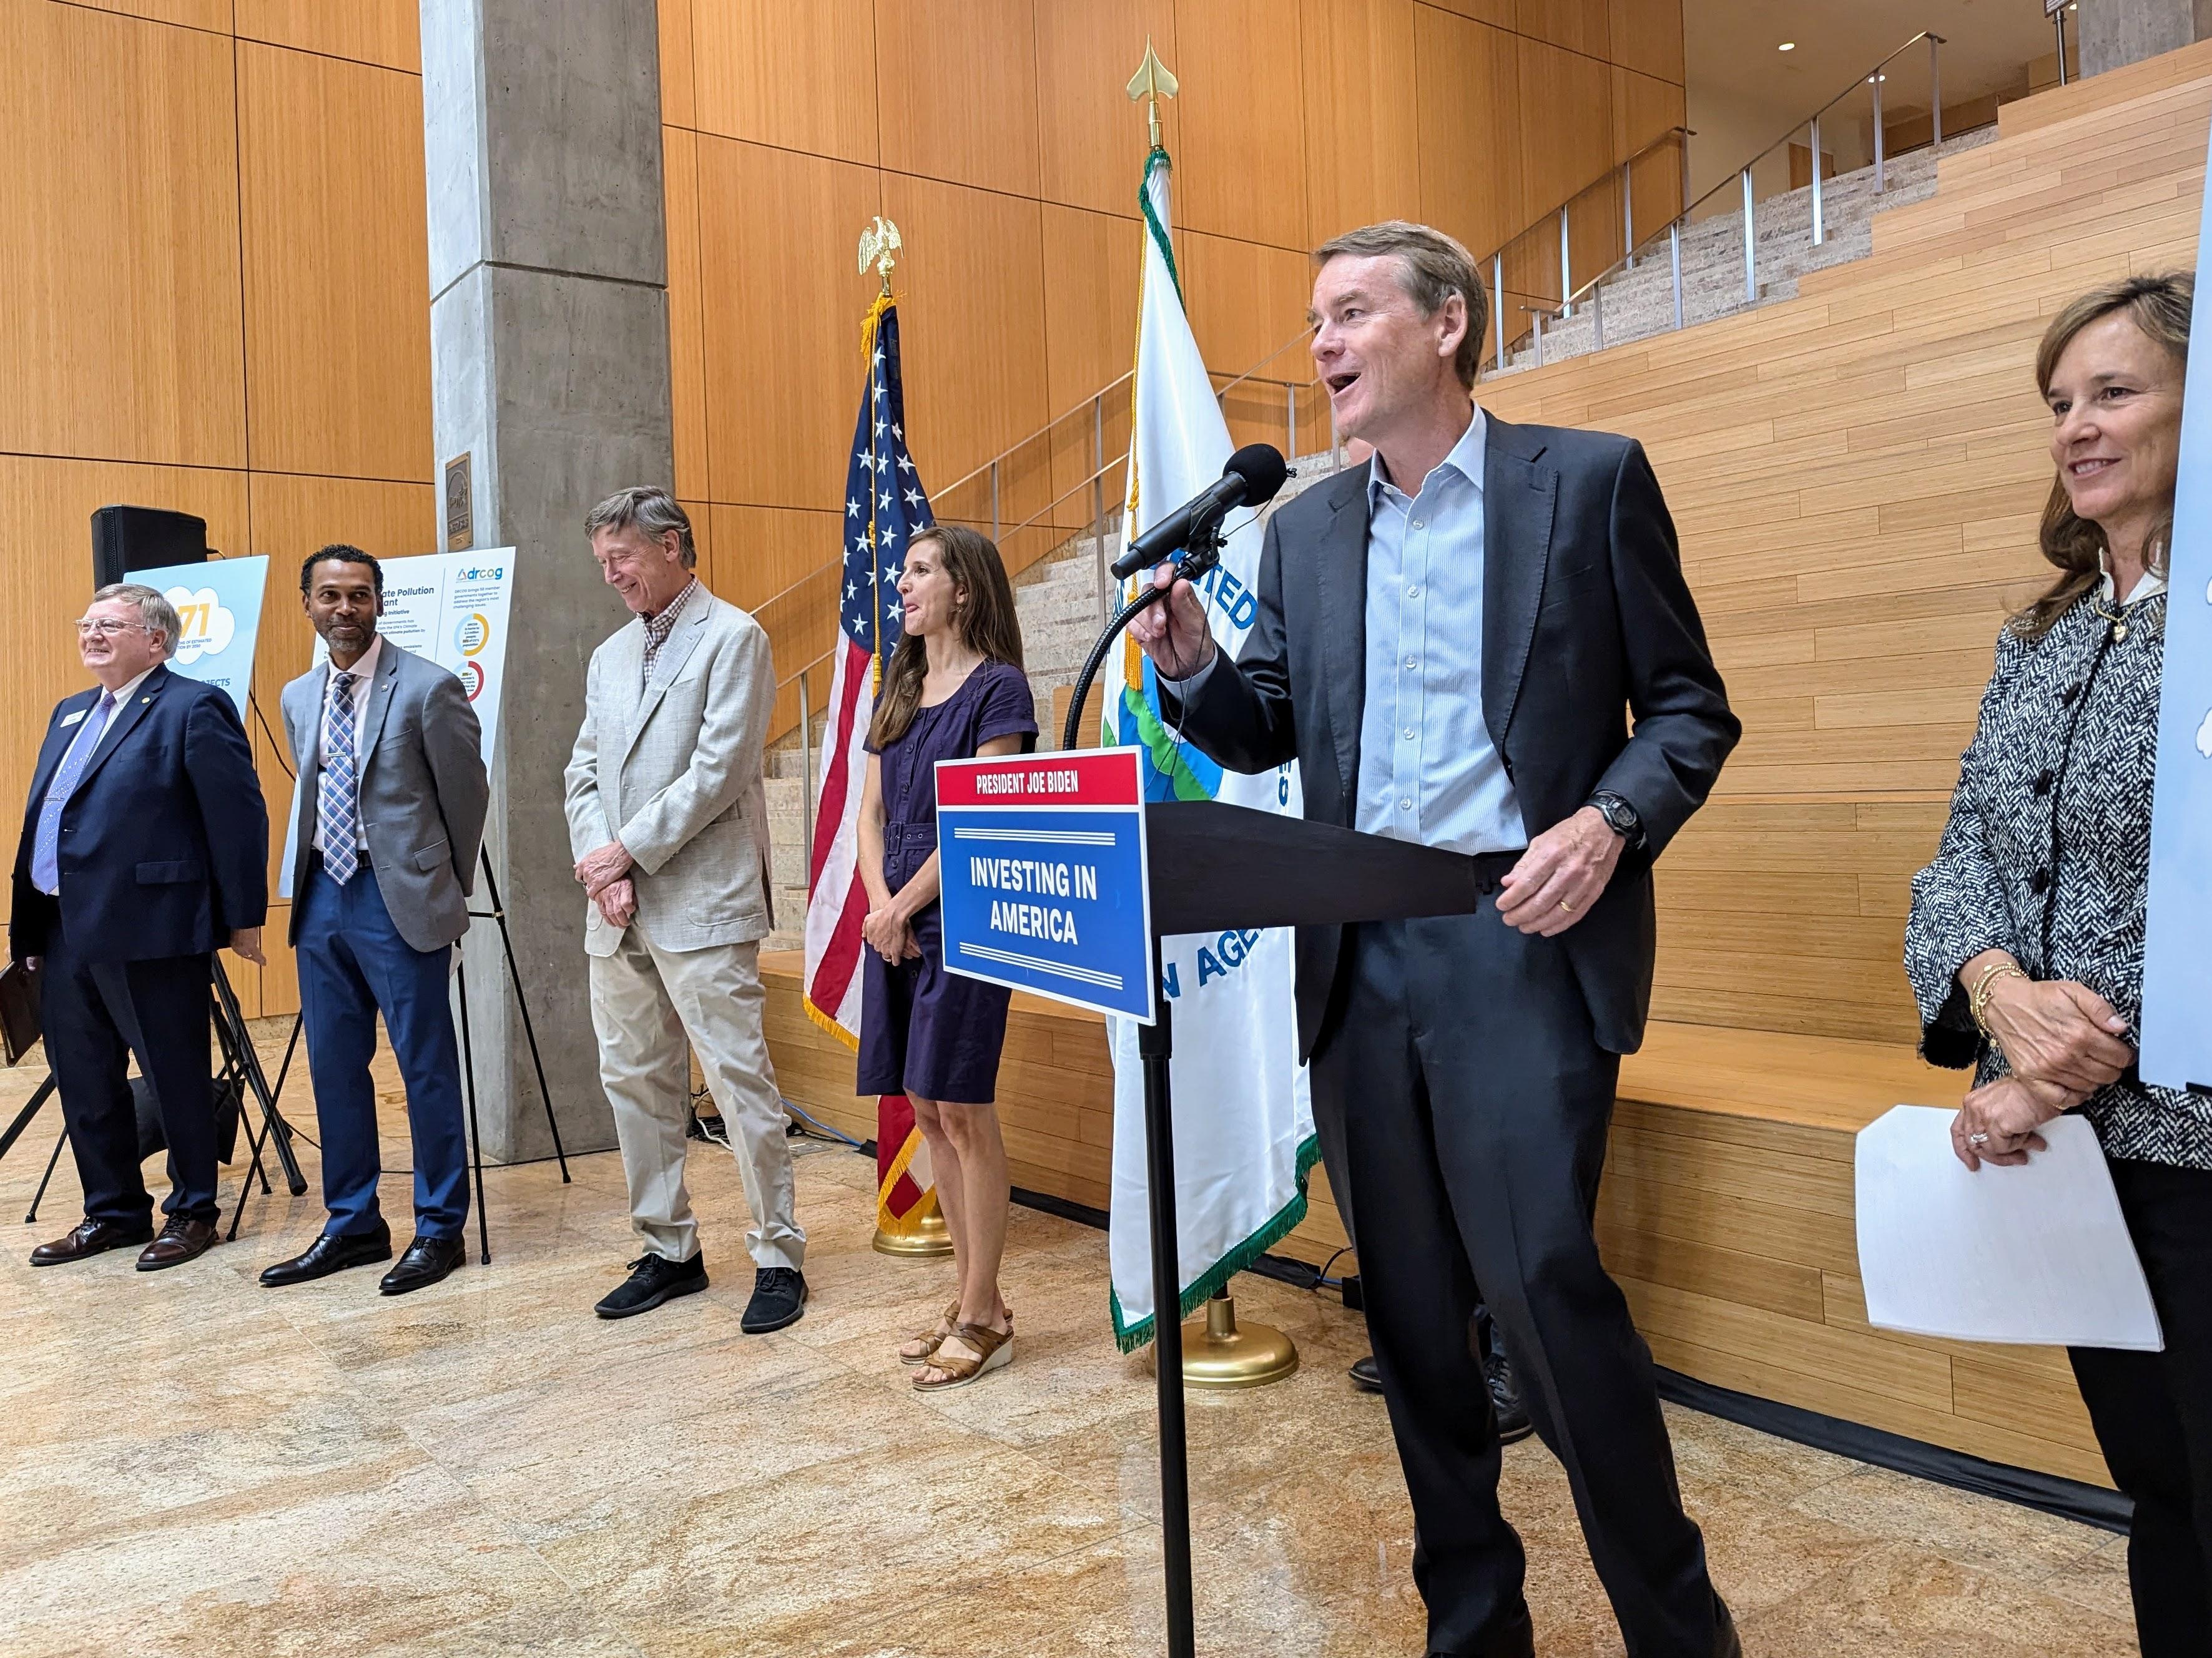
[[855, 524, 1036, 1390]]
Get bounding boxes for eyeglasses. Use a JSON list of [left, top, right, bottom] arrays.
[[73, 618, 149, 637]]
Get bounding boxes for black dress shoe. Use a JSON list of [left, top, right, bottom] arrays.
[[260, 1224, 394, 1287], [29, 1217, 153, 1266], [1486, 1345, 1533, 1445], [380, 1234, 463, 1296], [1350, 1352, 1384, 1393], [596, 1250, 707, 1318], [740, 1266, 807, 1333], [136, 1215, 219, 1271]]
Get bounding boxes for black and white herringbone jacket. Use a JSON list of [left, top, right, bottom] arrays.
[[1906, 586, 2211, 1170]]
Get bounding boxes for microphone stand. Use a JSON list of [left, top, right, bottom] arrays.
[[1056, 508, 1227, 1658], [1061, 511, 1228, 753]]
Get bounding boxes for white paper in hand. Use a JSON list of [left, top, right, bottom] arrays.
[[1854, 1105, 2162, 1350]]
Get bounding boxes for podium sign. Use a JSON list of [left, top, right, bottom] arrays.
[[936, 748, 1156, 1023]]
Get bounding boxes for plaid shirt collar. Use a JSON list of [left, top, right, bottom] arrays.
[[641, 577, 700, 675]]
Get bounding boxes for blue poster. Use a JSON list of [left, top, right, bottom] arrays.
[[132, 555, 269, 723], [2141, 137, 2212, 1090]]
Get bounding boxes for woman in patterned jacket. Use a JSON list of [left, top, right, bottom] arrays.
[[1905, 273, 2209, 1657]]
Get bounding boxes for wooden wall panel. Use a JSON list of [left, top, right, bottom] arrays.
[[1419, 0, 1511, 26], [663, 0, 1685, 740], [1608, 0, 1684, 85], [1516, 0, 1606, 58], [697, 138, 881, 513], [1516, 38, 1615, 245], [1179, 230, 1321, 452], [1415, 9, 1524, 267], [0, 1, 243, 469], [1171, 0, 1309, 250], [877, 174, 1053, 532], [658, 0, 696, 130], [877, 0, 1041, 200], [1033, 0, 1179, 220], [664, 127, 709, 503], [0, 456, 248, 928], [708, 506, 842, 620], [1300, 0, 1422, 244], [64, 0, 230, 31], [237, 42, 431, 483], [1040, 204, 1141, 531], [1613, 67, 1688, 242], [233, 0, 418, 71], [691, 0, 878, 165]]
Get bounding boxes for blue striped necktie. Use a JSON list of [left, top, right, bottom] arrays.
[[29, 690, 116, 893], [321, 672, 360, 884]]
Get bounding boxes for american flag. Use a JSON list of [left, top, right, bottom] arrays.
[[804, 294, 930, 1039], [804, 295, 938, 1232]]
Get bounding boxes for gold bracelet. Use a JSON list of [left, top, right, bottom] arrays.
[[1969, 962, 2027, 1036]]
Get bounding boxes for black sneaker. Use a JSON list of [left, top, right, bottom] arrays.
[[740, 1265, 807, 1333], [595, 1251, 707, 1319]]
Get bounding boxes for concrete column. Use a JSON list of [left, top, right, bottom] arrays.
[[421, 0, 671, 1159], [2078, 0, 2209, 77]]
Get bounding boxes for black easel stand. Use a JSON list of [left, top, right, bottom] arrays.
[[11, 956, 300, 1231], [446, 848, 573, 1266], [1062, 523, 1512, 1658], [0, 1073, 58, 1167], [218, 953, 306, 1236]]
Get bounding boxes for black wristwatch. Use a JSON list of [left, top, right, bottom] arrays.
[[1588, 791, 1645, 849]]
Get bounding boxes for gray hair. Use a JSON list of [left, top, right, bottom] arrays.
[[584, 486, 696, 569], [91, 581, 180, 658], [1314, 220, 1487, 389]]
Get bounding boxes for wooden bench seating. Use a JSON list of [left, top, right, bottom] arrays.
[[759, 951, 2108, 1486]]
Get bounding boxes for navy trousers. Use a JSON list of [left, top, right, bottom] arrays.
[[40, 912, 217, 1225], [296, 861, 469, 1239], [1310, 906, 1721, 1658]]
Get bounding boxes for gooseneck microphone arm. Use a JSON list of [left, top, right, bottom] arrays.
[[1061, 507, 1230, 753]]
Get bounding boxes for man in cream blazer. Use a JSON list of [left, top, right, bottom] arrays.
[[564, 488, 805, 1331]]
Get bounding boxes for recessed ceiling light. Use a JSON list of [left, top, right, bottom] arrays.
[[1778, 41, 1796, 51]]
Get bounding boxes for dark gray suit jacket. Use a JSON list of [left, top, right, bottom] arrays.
[[282, 640, 489, 954], [1167, 413, 1740, 1061]]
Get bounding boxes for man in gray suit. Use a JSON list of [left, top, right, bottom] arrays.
[[262, 546, 489, 1295], [565, 488, 805, 1331]]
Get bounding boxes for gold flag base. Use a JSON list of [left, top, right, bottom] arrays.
[[1167, 1292, 1299, 1389], [872, 1209, 955, 1257]]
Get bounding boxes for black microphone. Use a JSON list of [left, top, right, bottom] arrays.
[[1108, 444, 1289, 581]]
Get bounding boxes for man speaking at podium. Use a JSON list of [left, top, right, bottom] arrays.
[[1132, 221, 1742, 1658]]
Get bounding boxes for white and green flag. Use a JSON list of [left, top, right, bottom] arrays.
[[1106, 144, 1315, 1349]]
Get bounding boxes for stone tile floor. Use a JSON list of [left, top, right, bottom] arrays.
[[0, 1030, 2138, 1656]]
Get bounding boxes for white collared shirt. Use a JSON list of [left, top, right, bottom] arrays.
[[313, 634, 381, 856], [2098, 549, 2168, 604]]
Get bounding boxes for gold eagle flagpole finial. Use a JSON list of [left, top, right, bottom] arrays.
[[1126, 37, 1178, 150], [857, 216, 902, 297]]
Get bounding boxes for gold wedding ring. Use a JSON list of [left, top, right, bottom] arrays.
[[1558, 898, 1576, 914]]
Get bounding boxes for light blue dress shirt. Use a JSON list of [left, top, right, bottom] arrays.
[[1355, 408, 1525, 855]]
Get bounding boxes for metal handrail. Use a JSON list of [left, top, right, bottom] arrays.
[[1510, 31, 1951, 358]]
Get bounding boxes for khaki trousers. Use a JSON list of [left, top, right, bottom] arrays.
[[588, 922, 804, 1269]]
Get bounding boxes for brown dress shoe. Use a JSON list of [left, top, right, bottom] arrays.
[[136, 1215, 219, 1271], [30, 1217, 154, 1266]]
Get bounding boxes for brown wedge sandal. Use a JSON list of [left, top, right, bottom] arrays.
[[911, 1322, 1013, 1391], [898, 1299, 962, 1366], [900, 1300, 1014, 1365]]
